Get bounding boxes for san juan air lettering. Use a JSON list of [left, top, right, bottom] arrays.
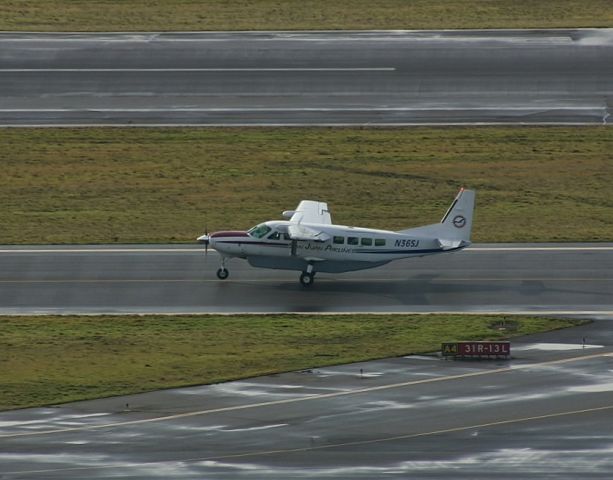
[[299, 243, 352, 254]]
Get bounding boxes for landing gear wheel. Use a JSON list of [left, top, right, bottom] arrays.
[[216, 268, 229, 280], [299, 271, 314, 287]]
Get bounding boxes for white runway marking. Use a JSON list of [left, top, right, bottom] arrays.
[[514, 343, 604, 351], [3, 28, 608, 42], [1, 310, 613, 316], [0, 106, 602, 113], [1, 122, 607, 128], [0, 67, 395, 73], [569, 383, 613, 393]]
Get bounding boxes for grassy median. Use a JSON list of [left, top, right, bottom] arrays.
[[0, 126, 611, 244], [0, 314, 583, 410], [1, 0, 612, 31]]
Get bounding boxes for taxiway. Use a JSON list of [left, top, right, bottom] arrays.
[[1, 321, 613, 479]]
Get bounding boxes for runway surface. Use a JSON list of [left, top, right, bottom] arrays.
[[0, 243, 612, 315], [1, 29, 612, 126], [2, 320, 613, 479], [2, 244, 612, 478]]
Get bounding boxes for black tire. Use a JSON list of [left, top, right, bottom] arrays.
[[299, 272, 314, 287], [216, 268, 229, 280]]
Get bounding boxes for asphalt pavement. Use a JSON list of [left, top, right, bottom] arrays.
[[1, 29, 612, 126], [1, 244, 611, 315], [1, 320, 613, 479], [2, 243, 612, 478]]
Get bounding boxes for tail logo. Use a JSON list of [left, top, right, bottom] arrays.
[[453, 215, 467, 228]]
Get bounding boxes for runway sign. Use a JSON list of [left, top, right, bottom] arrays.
[[442, 341, 510, 358]]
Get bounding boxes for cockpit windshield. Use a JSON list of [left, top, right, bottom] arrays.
[[247, 223, 272, 239]]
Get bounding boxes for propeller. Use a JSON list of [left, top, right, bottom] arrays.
[[204, 224, 209, 259], [197, 223, 210, 260]]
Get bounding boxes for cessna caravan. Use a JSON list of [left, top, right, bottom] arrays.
[[198, 188, 475, 286]]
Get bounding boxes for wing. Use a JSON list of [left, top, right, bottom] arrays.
[[288, 223, 331, 242], [289, 200, 332, 225], [284, 200, 332, 243]]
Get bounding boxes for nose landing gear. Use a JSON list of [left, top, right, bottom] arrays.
[[216, 257, 229, 280]]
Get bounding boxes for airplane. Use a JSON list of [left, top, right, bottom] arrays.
[[197, 188, 475, 287]]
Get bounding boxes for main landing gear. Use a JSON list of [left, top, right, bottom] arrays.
[[299, 271, 314, 286], [216, 257, 229, 280], [299, 263, 316, 287]]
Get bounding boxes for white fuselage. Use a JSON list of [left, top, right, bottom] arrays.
[[209, 220, 465, 273]]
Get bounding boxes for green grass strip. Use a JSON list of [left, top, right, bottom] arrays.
[[0, 314, 584, 410], [1, 1, 612, 31], [0, 126, 611, 244]]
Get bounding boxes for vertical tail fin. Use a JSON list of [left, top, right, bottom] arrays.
[[439, 188, 476, 241], [398, 188, 476, 246]]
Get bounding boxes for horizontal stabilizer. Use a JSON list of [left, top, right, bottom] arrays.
[[438, 239, 469, 250]]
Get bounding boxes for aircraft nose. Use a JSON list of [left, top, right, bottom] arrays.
[[197, 234, 210, 245]]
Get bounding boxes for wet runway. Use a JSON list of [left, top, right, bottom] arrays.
[[1, 29, 612, 126], [2, 243, 612, 478], [0, 244, 612, 315], [1, 320, 613, 479]]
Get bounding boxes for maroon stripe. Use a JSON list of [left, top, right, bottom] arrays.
[[210, 231, 249, 239]]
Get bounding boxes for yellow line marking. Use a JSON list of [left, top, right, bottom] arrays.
[[5, 403, 613, 476], [208, 404, 613, 461], [1, 351, 610, 439]]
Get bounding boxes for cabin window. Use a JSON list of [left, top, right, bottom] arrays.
[[333, 236, 344, 244], [283, 233, 292, 241], [347, 237, 358, 245], [268, 231, 281, 240], [361, 238, 372, 246], [375, 238, 386, 246], [248, 223, 272, 239]]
